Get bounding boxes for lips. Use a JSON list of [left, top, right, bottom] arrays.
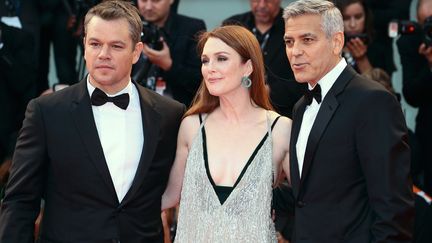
[[292, 63, 307, 70], [95, 64, 114, 70]]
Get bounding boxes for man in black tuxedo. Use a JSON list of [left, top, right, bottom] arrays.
[[223, 0, 305, 118], [283, 0, 414, 242], [397, 0, 432, 196], [0, 1, 185, 242], [134, 0, 206, 107]]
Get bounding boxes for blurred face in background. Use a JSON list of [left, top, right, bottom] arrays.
[[137, 0, 173, 27], [417, 1, 432, 25], [250, 0, 281, 26], [342, 2, 365, 35]]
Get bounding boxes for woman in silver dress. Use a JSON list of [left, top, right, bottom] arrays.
[[162, 25, 292, 242]]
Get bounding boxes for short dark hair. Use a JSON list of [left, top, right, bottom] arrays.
[[84, 0, 142, 45]]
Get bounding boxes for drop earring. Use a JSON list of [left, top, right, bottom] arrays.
[[241, 76, 252, 88]]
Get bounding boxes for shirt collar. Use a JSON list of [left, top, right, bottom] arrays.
[[86, 75, 132, 98], [309, 58, 347, 100]]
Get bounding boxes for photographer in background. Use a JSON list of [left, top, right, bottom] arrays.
[[397, 0, 432, 196], [36, 0, 92, 95], [334, 0, 393, 75], [134, 0, 206, 107]]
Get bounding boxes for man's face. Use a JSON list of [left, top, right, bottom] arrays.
[[417, 2, 432, 25], [284, 14, 343, 86], [250, 0, 281, 25], [84, 16, 142, 94], [137, 0, 173, 27]]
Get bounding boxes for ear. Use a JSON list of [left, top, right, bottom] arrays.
[[82, 37, 87, 61], [244, 59, 253, 77], [133, 42, 144, 64], [332, 31, 344, 55]]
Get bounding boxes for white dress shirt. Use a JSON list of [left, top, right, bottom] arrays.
[[87, 79, 144, 202], [296, 58, 347, 177]]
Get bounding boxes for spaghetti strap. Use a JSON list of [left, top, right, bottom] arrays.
[[271, 116, 282, 130]]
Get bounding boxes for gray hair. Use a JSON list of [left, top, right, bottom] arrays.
[[283, 0, 344, 38]]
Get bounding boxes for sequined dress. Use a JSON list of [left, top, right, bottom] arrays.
[[174, 113, 278, 243]]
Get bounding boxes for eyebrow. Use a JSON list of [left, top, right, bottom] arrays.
[[87, 37, 127, 46], [284, 32, 317, 41], [201, 51, 230, 57]]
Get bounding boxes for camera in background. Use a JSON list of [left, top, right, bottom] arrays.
[[344, 33, 369, 45], [141, 20, 163, 51], [388, 16, 432, 47]]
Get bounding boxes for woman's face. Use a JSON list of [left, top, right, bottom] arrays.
[[343, 2, 366, 35], [200, 37, 251, 97]]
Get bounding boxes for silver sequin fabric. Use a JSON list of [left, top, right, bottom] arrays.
[[174, 114, 277, 243]]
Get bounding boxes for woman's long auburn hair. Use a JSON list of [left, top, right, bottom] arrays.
[[184, 25, 273, 118]]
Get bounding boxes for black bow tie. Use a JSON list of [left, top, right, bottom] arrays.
[[91, 88, 130, 110], [304, 84, 322, 105]]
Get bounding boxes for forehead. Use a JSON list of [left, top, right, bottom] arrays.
[[284, 14, 323, 37], [344, 2, 364, 14], [86, 16, 131, 41], [418, 2, 432, 22], [250, 0, 281, 5], [202, 37, 236, 55], [139, 0, 171, 5]]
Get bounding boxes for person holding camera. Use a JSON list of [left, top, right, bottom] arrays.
[[334, 0, 394, 75], [397, 0, 432, 197], [134, 0, 206, 107]]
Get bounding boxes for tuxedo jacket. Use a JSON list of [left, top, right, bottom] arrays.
[[290, 66, 414, 243], [0, 79, 185, 242], [223, 9, 306, 118]]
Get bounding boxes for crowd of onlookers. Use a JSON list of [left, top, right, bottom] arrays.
[[1, 0, 431, 242]]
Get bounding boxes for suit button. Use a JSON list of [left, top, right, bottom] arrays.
[[297, 200, 306, 208]]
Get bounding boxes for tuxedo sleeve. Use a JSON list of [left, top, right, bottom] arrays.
[[355, 90, 414, 242], [0, 99, 47, 242]]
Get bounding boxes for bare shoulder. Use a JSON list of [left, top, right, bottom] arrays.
[[268, 111, 292, 132], [179, 114, 203, 144]]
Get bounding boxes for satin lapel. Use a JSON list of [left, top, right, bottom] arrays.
[[121, 84, 161, 205], [290, 97, 308, 198], [70, 80, 118, 201], [298, 66, 356, 196]]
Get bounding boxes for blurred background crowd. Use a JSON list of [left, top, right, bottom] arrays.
[[0, 0, 431, 242]]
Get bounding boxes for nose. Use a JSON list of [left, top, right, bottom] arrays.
[[291, 42, 304, 57], [98, 45, 111, 59], [257, 0, 267, 8], [144, 1, 153, 10], [202, 60, 216, 73], [349, 17, 356, 28]]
